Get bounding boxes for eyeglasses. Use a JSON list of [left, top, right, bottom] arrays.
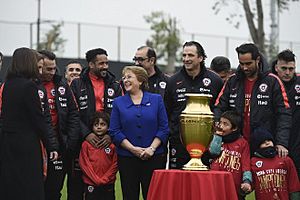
[[280, 66, 295, 71], [132, 57, 149, 62]]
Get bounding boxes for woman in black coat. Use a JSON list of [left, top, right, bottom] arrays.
[[0, 47, 58, 200]]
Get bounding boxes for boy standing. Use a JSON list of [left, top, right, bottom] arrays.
[[79, 112, 118, 200], [251, 128, 300, 200], [201, 111, 252, 199]]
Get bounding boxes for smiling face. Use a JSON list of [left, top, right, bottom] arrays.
[[122, 70, 142, 94], [65, 63, 82, 84], [182, 45, 203, 72], [41, 58, 56, 82], [89, 54, 109, 78], [216, 117, 237, 136]]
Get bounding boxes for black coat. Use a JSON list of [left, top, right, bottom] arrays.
[[0, 77, 53, 200]]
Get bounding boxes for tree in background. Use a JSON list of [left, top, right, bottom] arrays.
[[38, 22, 66, 55], [144, 11, 182, 74], [212, 0, 299, 62]]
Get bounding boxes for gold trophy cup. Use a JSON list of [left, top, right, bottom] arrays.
[[180, 93, 214, 170]]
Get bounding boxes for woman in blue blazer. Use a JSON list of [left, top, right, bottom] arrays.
[[109, 66, 169, 200]]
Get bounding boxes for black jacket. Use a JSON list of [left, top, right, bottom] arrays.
[[283, 75, 300, 168], [214, 68, 292, 148], [165, 66, 223, 138], [43, 75, 80, 153], [71, 67, 122, 138], [36, 80, 59, 152], [148, 65, 169, 98]]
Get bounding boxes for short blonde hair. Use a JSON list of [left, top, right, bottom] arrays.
[[122, 66, 149, 90]]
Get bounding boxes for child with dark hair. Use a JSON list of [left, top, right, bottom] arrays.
[[251, 128, 300, 200], [79, 112, 117, 200], [201, 110, 252, 199]]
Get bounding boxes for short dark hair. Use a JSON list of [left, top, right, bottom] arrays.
[[210, 56, 231, 73], [85, 48, 108, 63], [137, 46, 157, 64], [183, 41, 207, 68], [90, 111, 110, 130], [7, 47, 39, 80], [235, 43, 260, 60], [38, 50, 56, 60], [66, 60, 83, 67], [221, 110, 241, 130], [0, 52, 3, 60], [277, 49, 295, 63]]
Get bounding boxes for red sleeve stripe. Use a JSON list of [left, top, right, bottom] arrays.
[[268, 73, 290, 108], [214, 81, 227, 106]]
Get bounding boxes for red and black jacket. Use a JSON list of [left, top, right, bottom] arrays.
[[214, 68, 292, 148]]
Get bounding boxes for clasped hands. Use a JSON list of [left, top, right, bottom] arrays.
[[131, 146, 155, 160]]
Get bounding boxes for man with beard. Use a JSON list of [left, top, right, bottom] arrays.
[[38, 50, 81, 200], [214, 43, 291, 158], [165, 41, 223, 169], [133, 46, 168, 98], [71, 47, 122, 156], [272, 49, 300, 180]]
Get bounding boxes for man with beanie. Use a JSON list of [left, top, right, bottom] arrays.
[[251, 128, 300, 200]]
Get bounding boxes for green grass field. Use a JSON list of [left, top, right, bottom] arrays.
[[61, 173, 255, 200]]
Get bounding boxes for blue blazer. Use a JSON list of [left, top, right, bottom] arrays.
[[109, 91, 169, 156]]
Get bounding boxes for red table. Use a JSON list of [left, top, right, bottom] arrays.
[[147, 169, 238, 200]]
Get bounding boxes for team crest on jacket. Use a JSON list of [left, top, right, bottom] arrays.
[[51, 89, 56, 97], [87, 186, 94, 193], [105, 147, 111, 154], [203, 78, 211, 87], [295, 84, 300, 93], [159, 81, 167, 89], [38, 90, 44, 99], [107, 88, 115, 97], [256, 160, 263, 168], [259, 83, 268, 92], [58, 86, 65, 95]]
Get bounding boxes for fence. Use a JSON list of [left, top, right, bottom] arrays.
[[1, 19, 300, 71]]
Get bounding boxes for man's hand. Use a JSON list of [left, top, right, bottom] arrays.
[[276, 144, 289, 157], [98, 134, 112, 149], [86, 133, 101, 148]]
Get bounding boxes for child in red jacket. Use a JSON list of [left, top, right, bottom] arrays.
[[251, 128, 300, 200], [79, 112, 117, 200]]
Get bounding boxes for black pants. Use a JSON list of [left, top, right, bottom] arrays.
[[118, 153, 167, 200], [169, 136, 190, 169], [84, 184, 115, 200], [44, 154, 84, 200]]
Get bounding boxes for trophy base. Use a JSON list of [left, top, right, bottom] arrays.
[[182, 158, 209, 171]]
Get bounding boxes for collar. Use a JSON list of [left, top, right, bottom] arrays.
[[181, 65, 207, 80], [89, 72, 103, 81], [124, 91, 151, 108]]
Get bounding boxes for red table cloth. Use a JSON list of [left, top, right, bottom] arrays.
[[147, 169, 238, 200]]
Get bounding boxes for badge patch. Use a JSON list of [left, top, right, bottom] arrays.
[[38, 90, 44, 99], [108, 88, 114, 97], [259, 83, 268, 92], [50, 89, 56, 97], [58, 87, 65, 95], [159, 81, 167, 89], [87, 186, 94, 193], [105, 147, 111, 154], [203, 78, 211, 87], [171, 148, 176, 156], [295, 84, 300, 93], [256, 161, 263, 168]]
